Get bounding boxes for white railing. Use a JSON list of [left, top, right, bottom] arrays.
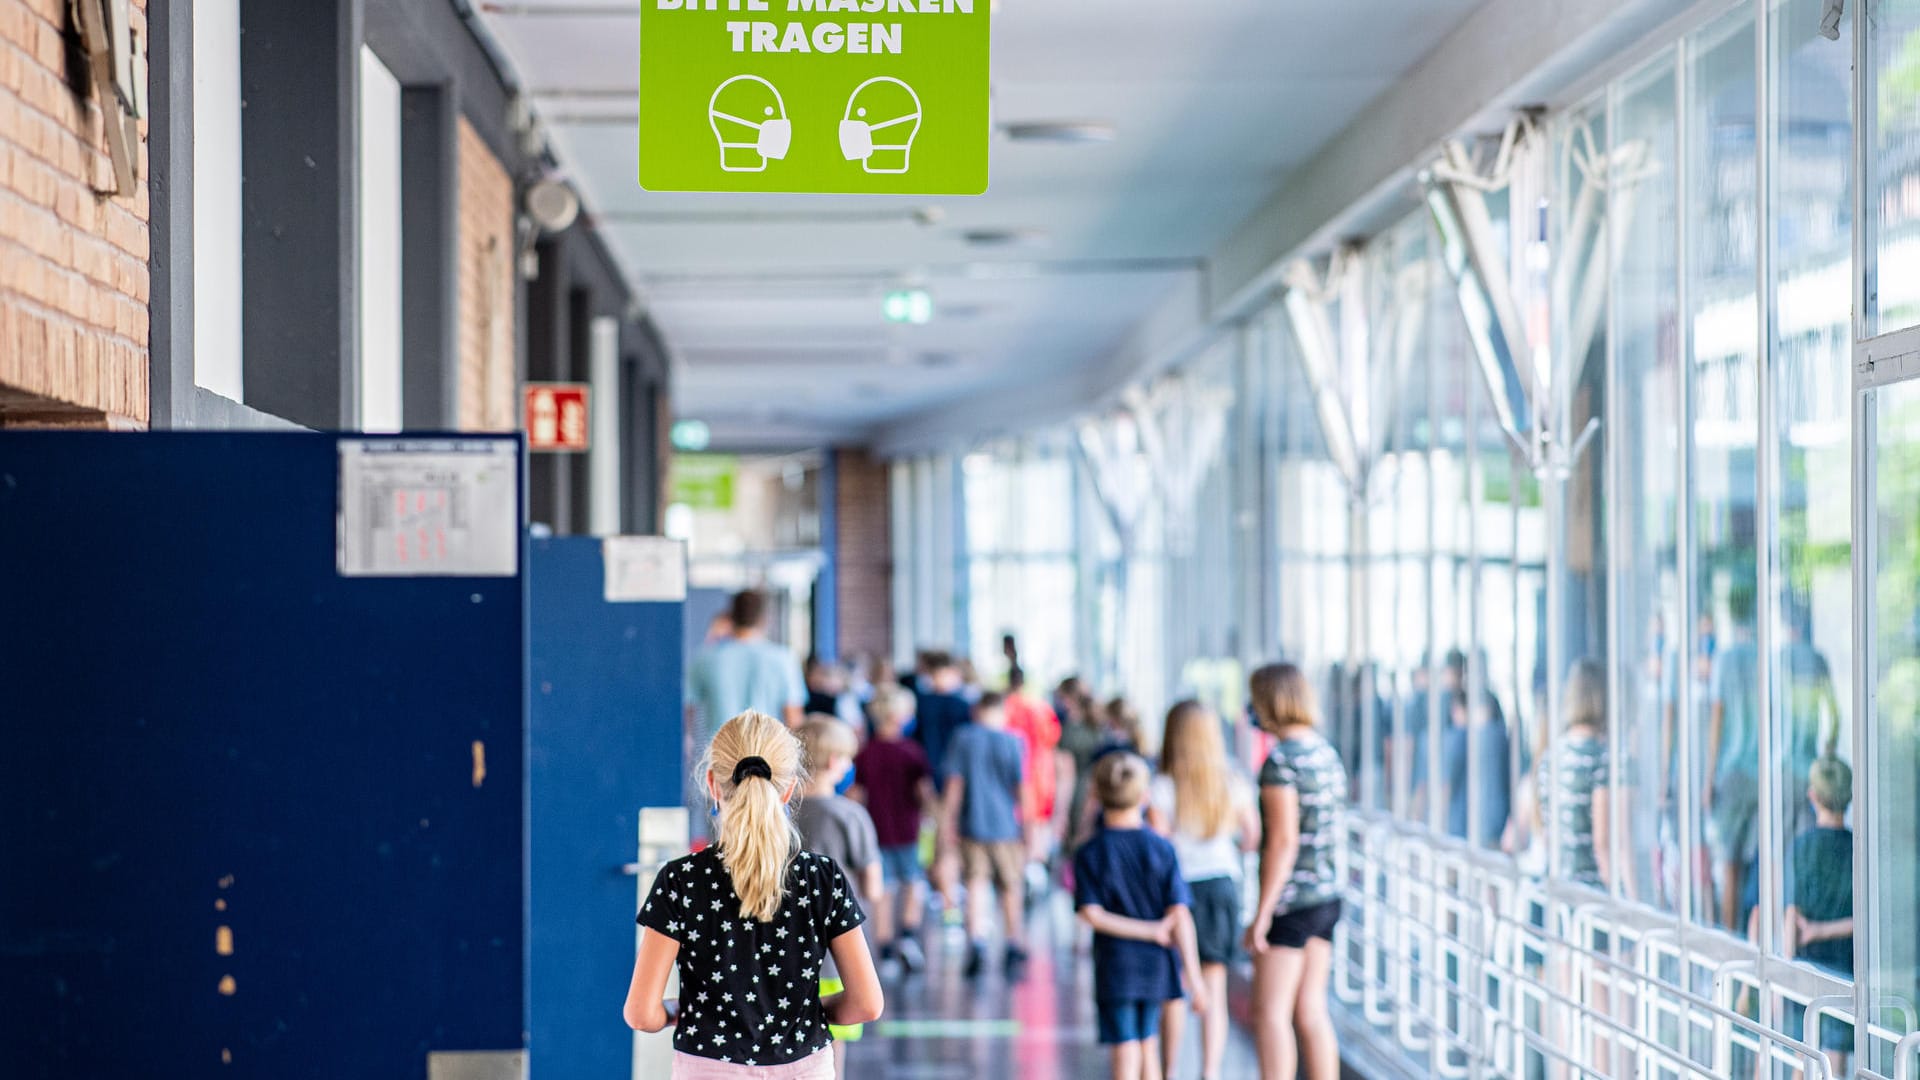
[[1327, 810, 1915, 1079]]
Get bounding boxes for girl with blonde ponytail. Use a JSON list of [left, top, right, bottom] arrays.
[[625, 711, 883, 1078]]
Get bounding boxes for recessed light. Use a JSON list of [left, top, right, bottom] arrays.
[[999, 121, 1116, 144], [962, 227, 1048, 248]]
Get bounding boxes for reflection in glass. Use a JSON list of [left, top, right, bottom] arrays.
[[1768, 0, 1854, 993], [1869, 0, 1920, 333], [1687, 11, 1761, 935], [1870, 380, 1920, 1072], [1605, 54, 1681, 910]]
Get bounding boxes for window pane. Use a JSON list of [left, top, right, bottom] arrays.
[[1870, 379, 1920, 1072], [1613, 55, 1683, 912], [1868, 0, 1920, 333], [1688, 10, 1761, 935], [1768, 0, 1855, 976]]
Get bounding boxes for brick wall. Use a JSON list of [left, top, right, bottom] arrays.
[[0, 0, 149, 427], [834, 448, 892, 661], [455, 116, 514, 431]]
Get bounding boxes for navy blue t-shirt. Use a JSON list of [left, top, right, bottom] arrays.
[[1073, 825, 1192, 1003], [911, 691, 973, 779]]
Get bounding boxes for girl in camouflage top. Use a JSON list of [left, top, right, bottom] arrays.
[[1243, 662, 1349, 1080]]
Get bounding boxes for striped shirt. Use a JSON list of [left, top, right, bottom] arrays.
[[1258, 730, 1349, 911]]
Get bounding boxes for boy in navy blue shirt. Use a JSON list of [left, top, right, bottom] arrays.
[[1074, 752, 1207, 1080]]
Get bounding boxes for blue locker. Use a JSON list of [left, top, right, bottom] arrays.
[[0, 432, 527, 1079], [527, 537, 685, 1079]]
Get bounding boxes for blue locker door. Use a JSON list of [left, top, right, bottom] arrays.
[[528, 537, 685, 1079], [0, 432, 527, 1080]]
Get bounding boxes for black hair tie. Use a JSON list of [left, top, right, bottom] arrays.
[[731, 756, 773, 785]]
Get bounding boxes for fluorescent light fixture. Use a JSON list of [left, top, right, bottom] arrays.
[[882, 288, 934, 324], [999, 121, 1115, 144]]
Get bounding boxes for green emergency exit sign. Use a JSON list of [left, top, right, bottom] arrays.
[[638, 0, 991, 195]]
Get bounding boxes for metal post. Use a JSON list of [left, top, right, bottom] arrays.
[[1675, 35, 1699, 951], [1851, 0, 1875, 1062], [1751, 0, 1779, 1040]]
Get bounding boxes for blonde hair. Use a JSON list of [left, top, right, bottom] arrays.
[[797, 717, 858, 776], [1250, 662, 1317, 735], [1810, 756, 1852, 813], [701, 711, 806, 921], [1562, 658, 1605, 735], [1160, 700, 1233, 838], [1093, 752, 1150, 811], [868, 684, 916, 730]]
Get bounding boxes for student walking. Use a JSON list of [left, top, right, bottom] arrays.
[[940, 691, 1032, 977], [1074, 752, 1208, 1080], [1150, 701, 1259, 1080], [850, 685, 934, 972], [1242, 663, 1349, 1080], [794, 719, 883, 1076], [624, 711, 883, 1079]]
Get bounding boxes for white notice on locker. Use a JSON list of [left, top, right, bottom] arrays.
[[337, 440, 519, 577], [603, 536, 687, 602]]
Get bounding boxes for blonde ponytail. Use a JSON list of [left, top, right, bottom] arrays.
[[701, 711, 806, 921]]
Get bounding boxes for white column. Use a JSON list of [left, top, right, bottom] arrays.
[[191, 0, 243, 401], [590, 316, 622, 536], [357, 47, 404, 433]]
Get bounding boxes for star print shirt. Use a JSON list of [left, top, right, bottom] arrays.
[[638, 846, 866, 1065]]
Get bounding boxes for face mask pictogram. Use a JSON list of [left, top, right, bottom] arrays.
[[708, 75, 792, 173], [838, 77, 922, 174]]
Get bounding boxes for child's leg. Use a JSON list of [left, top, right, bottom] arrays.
[[1139, 1034, 1163, 1080], [1293, 938, 1339, 1080], [900, 878, 925, 931], [1200, 963, 1229, 1080], [1253, 947, 1305, 1080], [1110, 1038, 1143, 1080], [1157, 999, 1185, 1079]]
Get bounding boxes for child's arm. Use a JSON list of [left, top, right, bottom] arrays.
[[1170, 905, 1208, 1013], [1799, 913, 1855, 944], [1078, 903, 1175, 944], [941, 775, 966, 844], [1782, 904, 1800, 960], [1246, 784, 1300, 956], [622, 927, 681, 1031], [860, 860, 884, 906], [822, 927, 885, 1026]]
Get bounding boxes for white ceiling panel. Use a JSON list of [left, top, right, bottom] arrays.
[[476, 0, 1486, 445]]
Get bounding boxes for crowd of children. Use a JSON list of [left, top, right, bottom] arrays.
[[628, 640, 1356, 1080]]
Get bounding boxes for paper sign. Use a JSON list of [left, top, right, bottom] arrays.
[[524, 383, 590, 452], [638, 0, 991, 195], [603, 536, 688, 602], [337, 440, 519, 577]]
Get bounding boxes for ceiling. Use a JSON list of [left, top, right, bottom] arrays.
[[476, 0, 1488, 450]]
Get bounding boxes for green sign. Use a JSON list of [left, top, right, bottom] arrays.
[[638, 0, 991, 195], [670, 453, 738, 511]]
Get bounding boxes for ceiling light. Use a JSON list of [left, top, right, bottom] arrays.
[[999, 121, 1116, 144], [882, 289, 934, 324], [961, 227, 1048, 248]]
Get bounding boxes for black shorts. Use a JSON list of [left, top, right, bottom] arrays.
[[1187, 876, 1241, 965], [1266, 898, 1342, 949]]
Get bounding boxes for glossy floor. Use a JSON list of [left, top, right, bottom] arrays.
[[843, 895, 1262, 1080]]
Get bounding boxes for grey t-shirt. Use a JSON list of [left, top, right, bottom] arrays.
[[941, 723, 1026, 842], [793, 794, 880, 980], [1258, 730, 1348, 912]]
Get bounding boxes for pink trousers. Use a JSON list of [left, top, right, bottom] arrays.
[[671, 1047, 834, 1080]]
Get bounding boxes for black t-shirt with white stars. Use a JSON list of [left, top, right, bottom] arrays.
[[638, 846, 866, 1065]]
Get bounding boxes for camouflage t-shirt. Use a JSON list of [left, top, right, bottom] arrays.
[[1545, 729, 1608, 887], [1258, 730, 1349, 911]]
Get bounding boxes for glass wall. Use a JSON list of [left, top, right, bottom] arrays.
[[884, 0, 1904, 1072]]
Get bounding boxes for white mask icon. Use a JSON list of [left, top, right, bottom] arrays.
[[709, 76, 791, 173], [839, 78, 922, 175]]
